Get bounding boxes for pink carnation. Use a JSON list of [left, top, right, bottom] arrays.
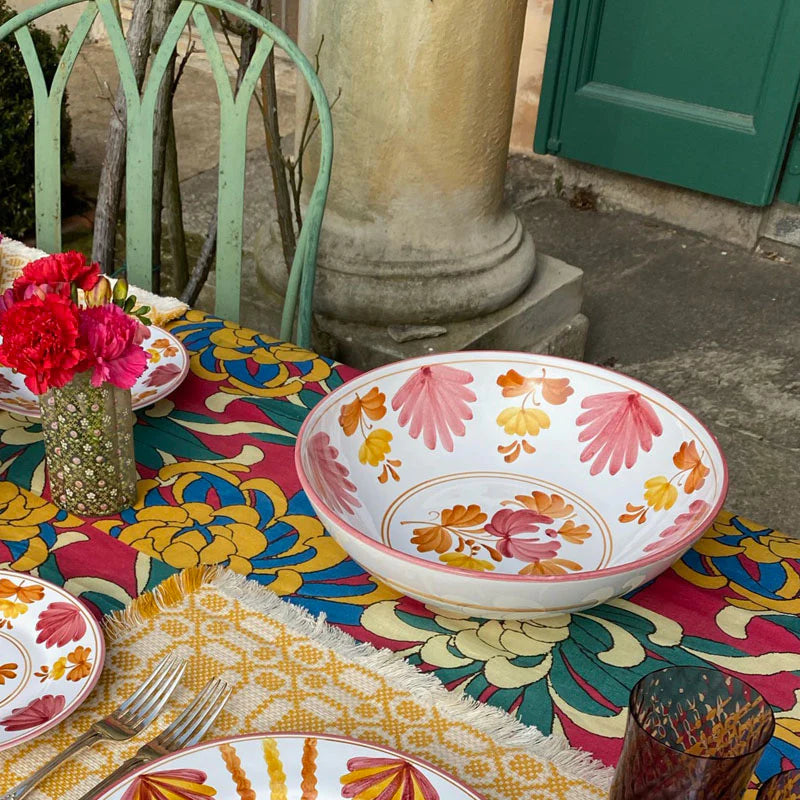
[[79, 303, 150, 390]]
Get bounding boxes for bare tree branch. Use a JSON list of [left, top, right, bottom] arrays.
[[92, 0, 155, 273], [150, 0, 181, 294], [261, 43, 296, 271]]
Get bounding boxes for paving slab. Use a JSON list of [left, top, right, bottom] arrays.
[[510, 192, 800, 534]]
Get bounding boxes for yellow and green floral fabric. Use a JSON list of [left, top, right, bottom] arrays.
[[0, 311, 797, 789]]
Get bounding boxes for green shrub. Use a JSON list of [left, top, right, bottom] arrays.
[[0, 0, 73, 238]]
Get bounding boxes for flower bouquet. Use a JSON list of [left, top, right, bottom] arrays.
[[0, 251, 151, 515]]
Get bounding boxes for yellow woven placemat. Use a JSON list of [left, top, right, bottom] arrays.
[[0, 567, 612, 799]]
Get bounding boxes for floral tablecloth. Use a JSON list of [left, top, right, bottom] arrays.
[[0, 310, 798, 790]]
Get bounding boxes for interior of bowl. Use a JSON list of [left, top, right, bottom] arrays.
[[298, 353, 726, 580]]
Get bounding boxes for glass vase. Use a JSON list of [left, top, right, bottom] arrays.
[[39, 372, 137, 515]]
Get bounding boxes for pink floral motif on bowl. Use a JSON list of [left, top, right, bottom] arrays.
[[296, 352, 727, 619]]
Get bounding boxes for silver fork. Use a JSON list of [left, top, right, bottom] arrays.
[[1, 653, 187, 800], [78, 677, 231, 800]]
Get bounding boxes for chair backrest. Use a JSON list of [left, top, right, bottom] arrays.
[[0, 0, 332, 346]]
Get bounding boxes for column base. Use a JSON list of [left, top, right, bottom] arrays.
[[255, 210, 538, 325], [316, 253, 588, 370]]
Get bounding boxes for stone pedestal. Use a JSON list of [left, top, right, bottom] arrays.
[[256, 0, 588, 364], [318, 254, 588, 370]]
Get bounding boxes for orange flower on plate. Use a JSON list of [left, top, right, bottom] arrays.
[[619, 502, 648, 525], [556, 520, 591, 544], [151, 338, 179, 357], [0, 579, 44, 604], [513, 491, 574, 519], [65, 646, 93, 681], [644, 476, 679, 512], [339, 387, 387, 436], [519, 558, 583, 576], [440, 504, 488, 530], [497, 368, 573, 405], [530, 373, 574, 405], [497, 369, 535, 398], [673, 440, 710, 494], [410, 526, 452, 554], [0, 663, 17, 685], [408, 505, 488, 556]]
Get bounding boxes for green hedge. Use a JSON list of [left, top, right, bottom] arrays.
[[0, 0, 73, 238]]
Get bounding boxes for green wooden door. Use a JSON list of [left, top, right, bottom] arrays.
[[534, 0, 800, 206]]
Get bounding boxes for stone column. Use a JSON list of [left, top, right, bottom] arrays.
[[257, 0, 587, 366]]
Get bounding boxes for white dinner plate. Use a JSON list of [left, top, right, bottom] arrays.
[[0, 327, 189, 418], [0, 570, 104, 751], [93, 732, 484, 800]]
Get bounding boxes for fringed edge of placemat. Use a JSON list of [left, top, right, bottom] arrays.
[[103, 566, 615, 793]]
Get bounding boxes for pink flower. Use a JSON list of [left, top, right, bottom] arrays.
[[35, 601, 88, 648], [120, 769, 212, 800], [576, 391, 663, 476], [307, 432, 361, 515], [645, 500, 712, 553], [391, 364, 476, 452], [484, 508, 561, 562], [79, 303, 150, 389], [1, 694, 66, 731], [341, 757, 439, 800], [145, 362, 182, 387]]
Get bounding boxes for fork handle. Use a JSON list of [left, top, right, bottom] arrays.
[[74, 755, 148, 800], [0, 729, 102, 800]]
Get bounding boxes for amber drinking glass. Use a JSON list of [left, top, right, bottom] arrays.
[[757, 770, 800, 799], [609, 666, 775, 799]]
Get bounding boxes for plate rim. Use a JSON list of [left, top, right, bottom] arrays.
[[295, 349, 730, 585], [131, 327, 190, 412], [0, 326, 189, 419], [92, 730, 487, 800], [0, 569, 105, 752]]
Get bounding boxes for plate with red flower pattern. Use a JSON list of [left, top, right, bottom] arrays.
[[0, 569, 104, 750], [93, 732, 483, 800], [0, 326, 189, 418]]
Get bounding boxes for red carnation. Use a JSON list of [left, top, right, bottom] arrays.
[[13, 251, 101, 297], [0, 293, 87, 394]]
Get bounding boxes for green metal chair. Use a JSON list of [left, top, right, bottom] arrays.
[[0, 0, 332, 346]]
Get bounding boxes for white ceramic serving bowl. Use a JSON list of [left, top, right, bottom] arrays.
[[296, 352, 727, 619]]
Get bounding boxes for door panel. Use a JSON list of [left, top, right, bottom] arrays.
[[534, 0, 800, 206]]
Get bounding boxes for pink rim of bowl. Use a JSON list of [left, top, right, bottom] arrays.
[[295, 350, 729, 585], [91, 731, 487, 800], [0, 571, 105, 751]]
